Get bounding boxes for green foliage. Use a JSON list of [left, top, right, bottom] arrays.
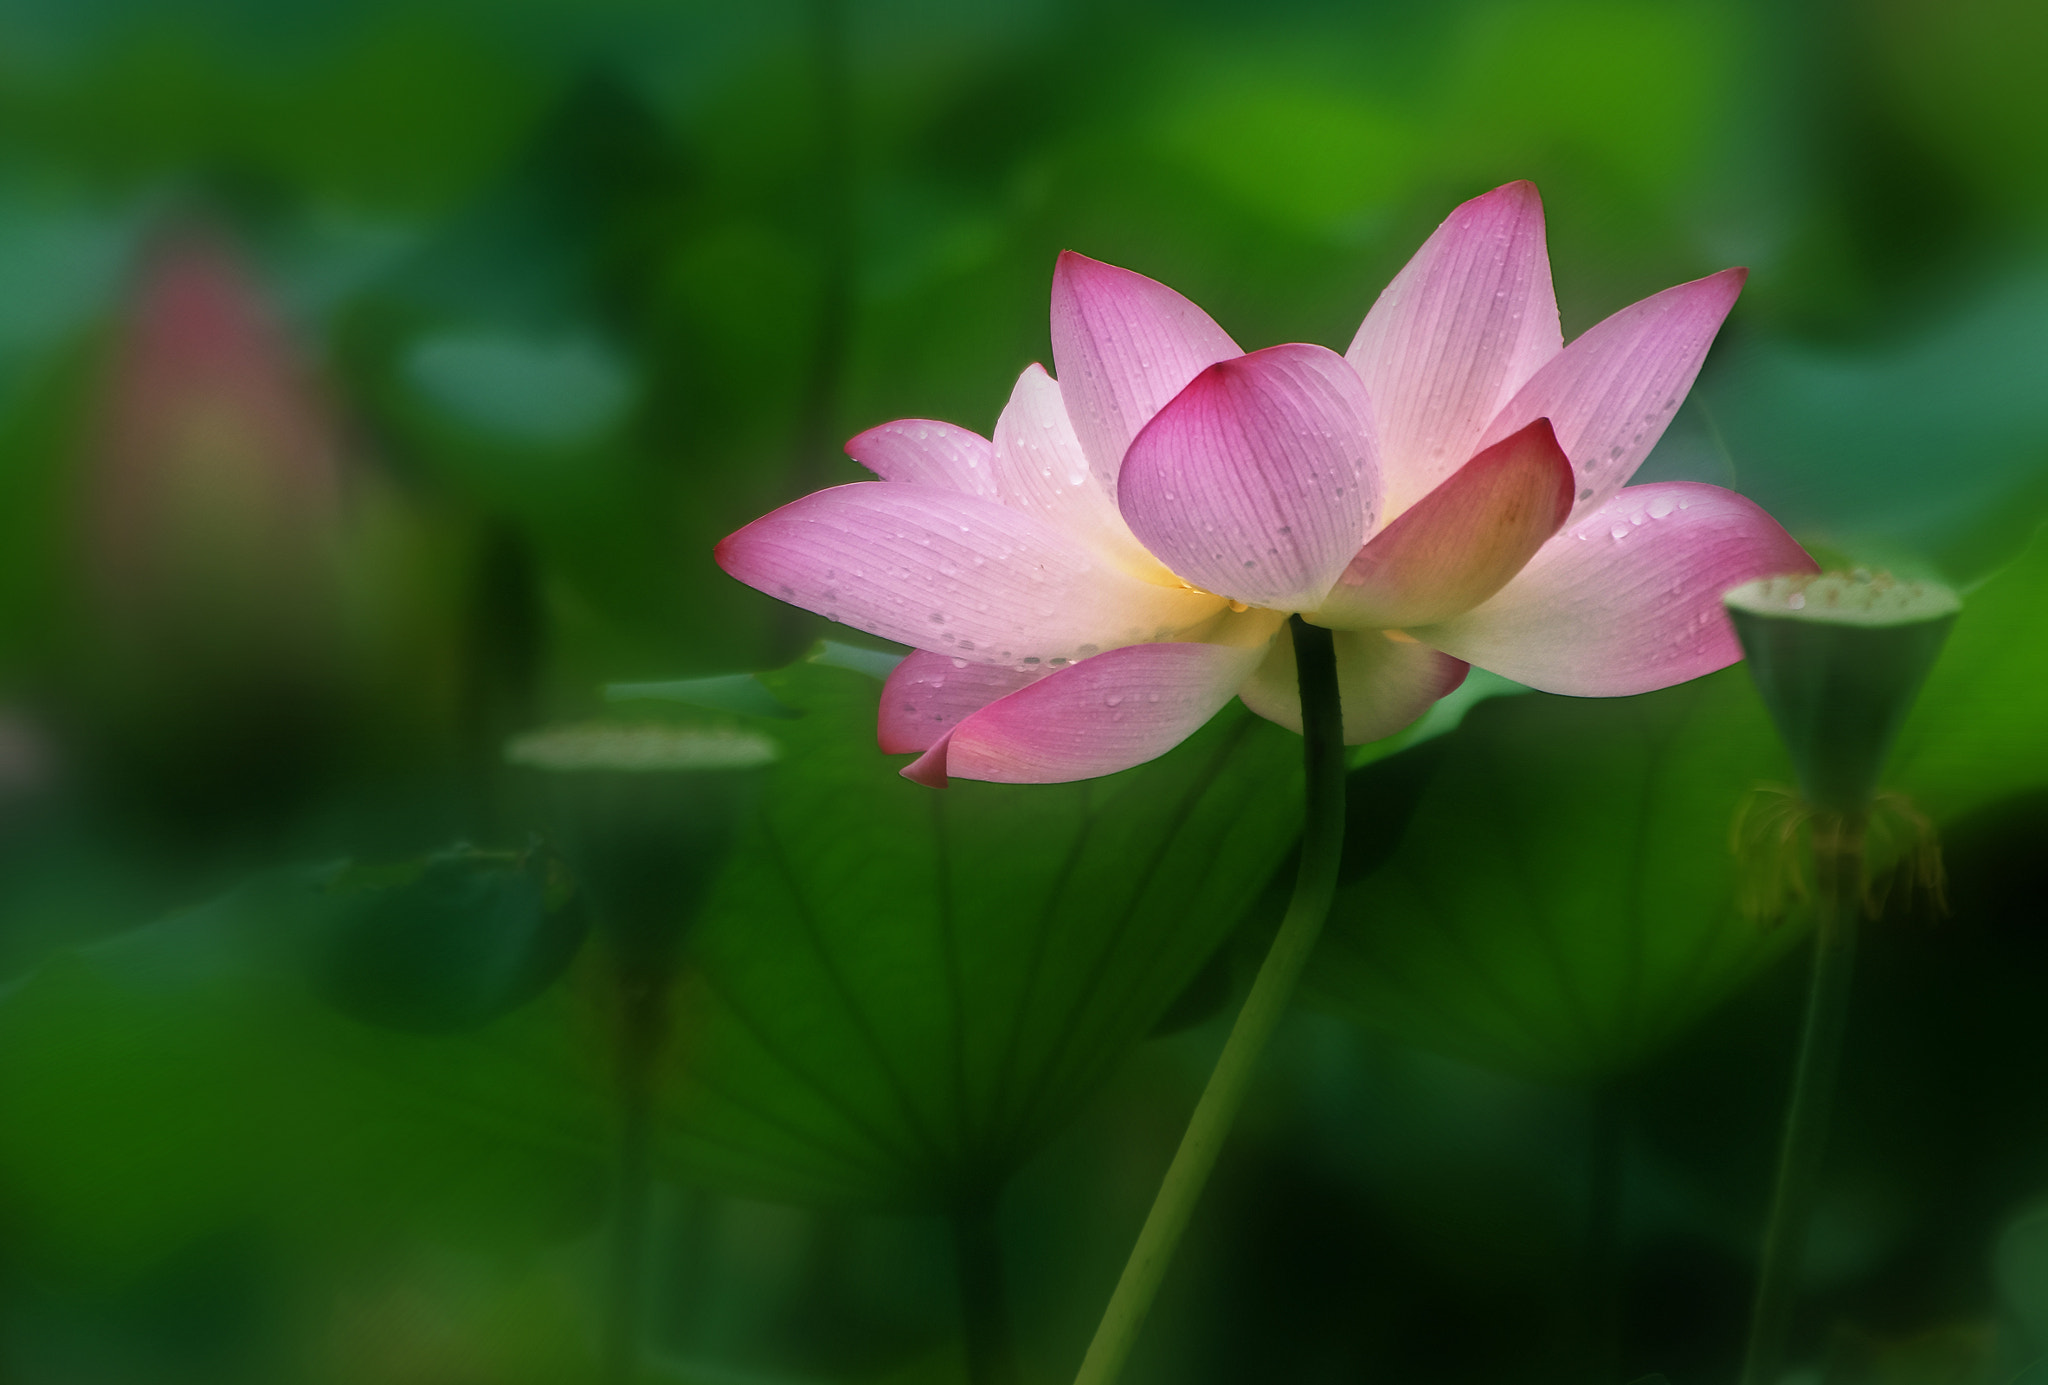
[[1890, 524, 2048, 821], [1708, 279, 2048, 581], [0, 879, 607, 1278], [1309, 668, 1803, 1085], [0, 0, 2044, 1373], [0, 949, 270, 1274], [656, 657, 1306, 1208], [312, 843, 588, 1033], [1311, 528, 2048, 1087]]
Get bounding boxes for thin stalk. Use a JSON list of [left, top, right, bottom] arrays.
[[954, 1201, 1021, 1385], [776, 0, 856, 657], [1578, 1082, 1628, 1381], [795, 0, 853, 498], [600, 965, 669, 1385], [1072, 615, 1346, 1385], [1740, 813, 1865, 1385]]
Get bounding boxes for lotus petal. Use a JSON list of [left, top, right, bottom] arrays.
[[1119, 343, 1380, 611], [1347, 181, 1562, 513], [903, 639, 1269, 786], [1049, 251, 1241, 495], [1481, 269, 1746, 522], [1313, 418, 1573, 630], [991, 364, 1174, 581], [717, 483, 1225, 667], [845, 418, 1000, 498], [1238, 628, 1469, 745], [878, 650, 1045, 755], [1414, 482, 1817, 696]]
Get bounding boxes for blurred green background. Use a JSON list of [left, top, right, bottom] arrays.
[[1, 0, 2047, 1382]]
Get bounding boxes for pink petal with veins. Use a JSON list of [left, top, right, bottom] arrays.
[[1480, 269, 1746, 523], [878, 650, 1045, 755], [716, 483, 1225, 667], [991, 364, 1171, 580], [1119, 343, 1380, 611], [1049, 251, 1241, 495], [1312, 418, 1573, 630], [845, 418, 999, 498], [1413, 482, 1817, 696], [1238, 629, 1468, 745], [1346, 181, 1562, 513], [902, 639, 1268, 786]]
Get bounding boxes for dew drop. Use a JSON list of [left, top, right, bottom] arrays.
[[1610, 523, 1630, 540]]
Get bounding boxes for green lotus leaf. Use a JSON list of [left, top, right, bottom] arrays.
[[656, 656, 1304, 1208], [1308, 668, 1803, 1085]]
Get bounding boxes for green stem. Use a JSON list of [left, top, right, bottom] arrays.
[[1072, 615, 1346, 1385], [1578, 1083, 1628, 1381], [1740, 813, 1864, 1385], [954, 1200, 1021, 1385], [600, 964, 669, 1385]]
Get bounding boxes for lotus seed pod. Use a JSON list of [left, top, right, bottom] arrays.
[[1724, 571, 1959, 815], [506, 718, 777, 973]]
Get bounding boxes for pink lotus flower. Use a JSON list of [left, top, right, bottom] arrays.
[[718, 182, 1816, 786], [89, 230, 343, 655]]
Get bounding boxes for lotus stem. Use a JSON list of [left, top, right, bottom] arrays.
[[954, 1200, 1021, 1385], [1578, 1082, 1629, 1380], [1072, 614, 1346, 1385], [600, 962, 669, 1385], [1740, 812, 1864, 1385]]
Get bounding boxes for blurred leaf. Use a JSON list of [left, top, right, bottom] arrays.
[[1890, 524, 2048, 820], [657, 659, 1304, 1208], [10, 8, 545, 213], [313, 843, 589, 1034], [1313, 529, 2048, 1086], [403, 328, 637, 448], [1439, 0, 1735, 207], [1147, 61, 1417, 237], [1996, 1203, 2048, 1361], [0, 879, 607, 1276], [1709, 269, 2048, 580], [1309, 668, 1802, 1085], [606, 672, 801, 720], [0, 950, 267, 1274], [1871, 0, 2048, 222]]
